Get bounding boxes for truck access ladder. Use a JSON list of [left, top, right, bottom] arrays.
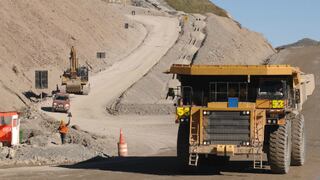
[[189, 153, 199, 166], [189, 116, 199, 144], [189, 117, 199, 166], [252, 112, 267, 169]]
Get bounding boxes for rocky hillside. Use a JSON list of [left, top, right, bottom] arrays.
[[271, 44, 320, 166], [193, 13, 275, 65], [0, 0, 145, 111], [111, 2, 276, 115], [164, 0, 229, 17], [277, 38, 320, 50]]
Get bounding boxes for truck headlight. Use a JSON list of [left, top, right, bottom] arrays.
[[203, 111, 210, 115], [242, 111, 250, 115]]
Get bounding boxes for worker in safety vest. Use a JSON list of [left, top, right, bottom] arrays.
[[58, 119, 70, 144]]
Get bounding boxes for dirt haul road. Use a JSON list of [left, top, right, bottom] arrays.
[[40, 15, 180, 156], [1, 147, 319, 180]]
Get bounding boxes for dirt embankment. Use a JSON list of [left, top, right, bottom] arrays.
[[270, 44, 320, 178], [107, 14, 207, 115], [194, 13, 275, 65], [0, 106, 115, 168], [0, 0, 145, 111], [110, 12, 276, 116], [276, 38, 320, 50]]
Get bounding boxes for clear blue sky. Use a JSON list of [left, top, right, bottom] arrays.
[[212, 0, 320, 47]]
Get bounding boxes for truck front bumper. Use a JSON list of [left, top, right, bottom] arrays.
[[52, 105, 69, 112], [190, 144, 263, 156]]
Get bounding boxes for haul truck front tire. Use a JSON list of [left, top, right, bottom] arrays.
[[268, 120, 292, 174], [291, 114, 306, 166]]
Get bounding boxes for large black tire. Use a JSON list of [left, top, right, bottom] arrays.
[[177, 120, 196, 172], [268, 120, 292, 174], [291, 114, 306, 166]]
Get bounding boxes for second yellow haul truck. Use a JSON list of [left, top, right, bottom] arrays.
[[169, 64, 314, 174]]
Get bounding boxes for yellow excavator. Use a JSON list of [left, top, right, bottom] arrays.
[[61, 46, 90, 95]]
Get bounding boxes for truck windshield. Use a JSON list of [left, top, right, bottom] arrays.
[[180, 82, 248, 106], [55, 95, 69, 101], [258, 81, 285, 99]]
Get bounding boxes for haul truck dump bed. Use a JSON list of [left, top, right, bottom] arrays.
[[169, 64, 315, 174]]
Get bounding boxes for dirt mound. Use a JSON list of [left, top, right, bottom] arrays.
[[271, 45, 320, 166], [164, 0, 229, 17], [107, 14, 204, 115], [193, 13, 275, 65], [0, 107, 115, 167], [110, 12, 276, 115], [277, 38, 320, 50], [0, 0, 145, 111]]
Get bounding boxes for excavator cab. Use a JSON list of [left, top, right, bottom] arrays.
[[78, 66, 89, 81]]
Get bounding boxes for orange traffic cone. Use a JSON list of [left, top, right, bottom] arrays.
[[118, 129, 128, 157]]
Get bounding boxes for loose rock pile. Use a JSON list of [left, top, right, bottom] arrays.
[[0, 107, 115, 167]]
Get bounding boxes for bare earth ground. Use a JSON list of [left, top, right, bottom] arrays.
[[40, 15, 180, 156], [0, 0, 146, 111], [110, 12, 276, 117], [0, 2, 319, 180], [110, 14, 205, 116], [1, 37, 320, 180], [194, 13, 275, 65]]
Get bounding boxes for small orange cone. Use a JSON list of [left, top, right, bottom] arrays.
[[118, 129, 128, 157]]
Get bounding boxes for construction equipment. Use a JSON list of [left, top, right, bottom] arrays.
[[169, 64, 315, 174], [61, 46, 90, 95]]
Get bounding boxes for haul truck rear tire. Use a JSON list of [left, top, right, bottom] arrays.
[[268, 120, 292, 174], [291, 114, 306, 166]]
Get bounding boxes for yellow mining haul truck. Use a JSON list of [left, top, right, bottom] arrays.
[[61, 47, 90, 95], [169, 64, 315, 174]]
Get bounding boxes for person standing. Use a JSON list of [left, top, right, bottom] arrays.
[[58, 119, 70, 144]]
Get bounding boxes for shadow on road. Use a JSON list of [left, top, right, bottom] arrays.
[[23, 91, 49, 102], [41, 107, 53, 112], [60, 156, 271, 176], [41, 106, 68, 114]]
